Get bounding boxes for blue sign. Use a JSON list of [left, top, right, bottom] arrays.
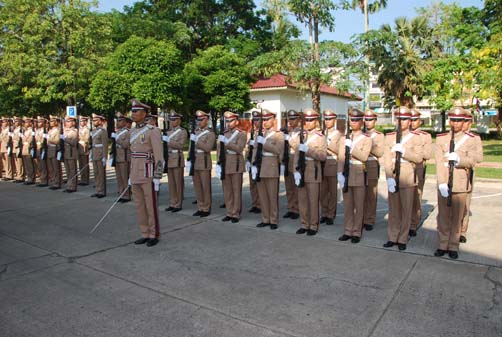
[[66, 106, 77, 118]]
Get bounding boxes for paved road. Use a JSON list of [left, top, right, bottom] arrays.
[[1, 172, 501, 337]]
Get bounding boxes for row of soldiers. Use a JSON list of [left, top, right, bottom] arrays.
[[0, 101, 483, 257]]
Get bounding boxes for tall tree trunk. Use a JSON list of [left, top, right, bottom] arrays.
[[311, 14, 321, 114], [364, 0, 370, 111]]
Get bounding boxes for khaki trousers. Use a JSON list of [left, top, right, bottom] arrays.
[[22, 155, 35, 183], [257, 177, 279, 224], [193, 170, 212, 212], [321, 175, 338, 218], [411, 167, 426, 229], [92, 160, 106, 195], [0, 152, 3, 178], [116, 161, 130, 200], [298, 182, 320, 230], [64, 159, 78, 191], [363, 179, 378, 226], [284, 173, 298, 213], [47, 157, 61, 188], [168, 167, 184, 208], [437, 192, 467, 252], [132, 182, 159, 239], [250, 178, 261, 208], [223, 173, 243, 218], [343, 186, 365, 237], [14, 156, 24, 180], [79, 154, 90, 184], [2, 153, 14, 179], [387, 187, 414, 244], [461, 191, 473, 236], [35, 158, 48, 184]]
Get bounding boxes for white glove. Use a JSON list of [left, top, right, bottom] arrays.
[[257, 135, 265, 144], [162, 135, 169, 143], [218, 135, 226, 143], [438, 183, 449, 198], [185, 161, 191, 175], [8, 132, 13, 137], [57, 151, 62, 161], [215, 164, 222, 179], [32, 131, 35, 136], [102, 157, 107, 166], [447, 152, 460, 164], [128, 178, 131, 186], [294, 171, 302, 186], [344, 139, 352, 148], [249, 139, 255, 147], [190, 134, 197, 142], [387, 178, 396, 193], [337, 172, 345, 189], [153, 178, 160, 191], [60, 134, 65, 140], [280, 164, 285, 176], [111, 132, 117, 140], [43, 134, 48, 139], [391, 143, 405, 154], [245, 160, 251, 172], [284, 134, 290, 141], [299, 143, 308, 153], [108, 158, 114, 166], [251, 165, 258, 180]]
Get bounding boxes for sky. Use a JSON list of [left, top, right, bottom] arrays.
[[95, 0, 484, 43]]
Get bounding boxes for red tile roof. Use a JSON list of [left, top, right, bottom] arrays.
[[251, 74, 361, 100]]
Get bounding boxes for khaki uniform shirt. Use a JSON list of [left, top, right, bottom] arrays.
[[166, 126, 187, 168], [287, 127, 301, 174], [218, 128, 247, 174], [383, 130, 423, 188], [13, 126, 23, 156], [325, 127, 342, 177], [47, 127, 60, 159], [35, 128, 45, 153], [91, 127, 108, 161], [22, 127, 35, 156], [436, 131, 477, 193], [115, 127, 130, 163], [294, 129, 327, 183], [366, 129, 384, 180], [194, 127, 215, 171], [63, 127, 79, 160], [0, 127, 9, 153], [251, 128, 284, 178], [130, 123, 164, 184], [78, 127, 90, 155], [337, 130, 372, 186]]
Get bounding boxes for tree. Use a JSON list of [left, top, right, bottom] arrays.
[[88, 36, 184, 112], [183, 45, 253, 123]]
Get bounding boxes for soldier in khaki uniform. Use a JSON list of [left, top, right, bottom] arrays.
[[460, 110, 483, 243], [409, 109, 433, 236], [1, 118, 14, 180], [282, 109, 301, 220], [362, 109, 384, 231], [164, 111, 187, 212], [47, 115, 62, 189], [294, 108, 327, 236], [219, 111, 247, 223], [434, 107, 477, 259], [382, 107, 423, 251], [129, 99, 164, 247], [12, 116, 25, 183], [63, 116, 79, 192], [90, 113, 108, 198], [320, 109, 342, 225], [78, 116, 90, 186], [189, 110, 215, 217], [21, 117, 36, 184], [113, 112, 131, 203], [252, 110, 284, 229], [337, 109, 372, 243], [245, 110, 261, 214], [35, 117, 49, 186]]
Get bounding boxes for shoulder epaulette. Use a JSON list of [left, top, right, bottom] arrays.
[[437, 132, 448, 137], [411, 130, 420, 135], [387, 131, 396, 135], [146, 124, 153, 129], [315, 131, 324, 137], [363, 133, 370, 137], [466, 132, 475, 137], [374, 130, 382, 134]]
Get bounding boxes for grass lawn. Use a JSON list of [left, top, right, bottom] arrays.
[[481, 139, 502, 162], [425, 164, 502, 180]]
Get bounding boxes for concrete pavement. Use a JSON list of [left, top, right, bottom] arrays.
[[0, 172, 501, 337]]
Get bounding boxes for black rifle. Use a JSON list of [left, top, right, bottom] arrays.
[[447, 128, 455, 207], [393, 115, 402, 192], [109, 116, 117, 167], [321, 114, 327, 176], [297, 111, 306, 188], [253, 109, 264, 182], [246, 113, 255, 178], [188, 117, 196, 176], [41, 122, 48, 160], [17, 124, 23, 158], [282, 112, 290, 178], [7, 122, 14, 157], [89, 117, 93, 159], [30, 123, 37, 159], [217, 113, 226, 181], [342, 116, 351, 193], [58, 118, 65, 162], [162, 112, 169, 173]]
